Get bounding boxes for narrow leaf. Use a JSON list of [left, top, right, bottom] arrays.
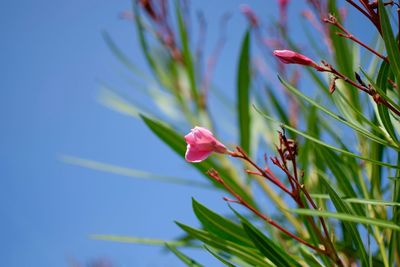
[[320, 177, 368, 266], [192, 199, 252, 247], [278, 76, 397, 149], [61, 155, 211, 189], [242, 223, 301, 267], [176, 222, 270, 267], [290, 209, 400, 231], [176, 2, 199, 105], [254, 106, 400, 169], [166, 244, 204, 267], [91, 234, 191, 247], [378, 0, 400, 84], [237, 30, 251, 154], [204, 246, 237, 267]]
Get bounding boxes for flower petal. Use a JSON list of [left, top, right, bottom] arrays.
[[184, 132, 196, 145], [185, 145, 213, 162]]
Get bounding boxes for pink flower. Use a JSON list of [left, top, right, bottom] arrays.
[[273, 50, 324, 71], [184, 127, 227, 163]]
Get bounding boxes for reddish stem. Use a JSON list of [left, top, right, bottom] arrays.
[[230, 147, 292, 196], [207, 169, 326, 254], [324, 15, 387, 61]]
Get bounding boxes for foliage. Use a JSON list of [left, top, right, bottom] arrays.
[[83, 0, 400, 266]]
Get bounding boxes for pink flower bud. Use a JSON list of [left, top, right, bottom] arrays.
[[273, 49, 324, 71], [184, 127, 227, 163]]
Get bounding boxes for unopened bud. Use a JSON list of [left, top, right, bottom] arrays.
[[273, 50, 324, 71]]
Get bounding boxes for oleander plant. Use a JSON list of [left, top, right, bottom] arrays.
[[80, 0, 400, 266]]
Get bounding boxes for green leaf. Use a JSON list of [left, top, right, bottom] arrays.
[[237, 30, 251, 154], [166, 244, 204, 267], [361, 67, 400, 112], [265, 85, 290, 125], [289, 209, 400, 231], [254, 106, 400, 169], [311, 194, 400, 206], [315, 148, 359, 200], [299, 246, 325, 267], [176, 222, 271, 267], [192, 199, 252, 247], [132, 2, 158, 76], [389, 154, 400, 265], [376, 61, 398, 141], [378, 0, 400, 84], [328, 0, 360, 111], [320, 176, 369, 266], [204, 246, 237, 267], [242, 222, 301, 267], [229, 206, 301, 267], [140, 115, 255, 205], [278, 76, 397, 149]]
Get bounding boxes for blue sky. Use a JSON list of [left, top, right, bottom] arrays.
[[0, 0, 373, 266]]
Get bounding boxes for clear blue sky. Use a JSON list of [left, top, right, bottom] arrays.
[[0, 0, 372, 266]]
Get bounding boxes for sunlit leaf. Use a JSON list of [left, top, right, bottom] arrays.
[[61, 155, 211, 189]]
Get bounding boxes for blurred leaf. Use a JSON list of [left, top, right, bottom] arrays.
[[102, 31, 146, 78], [132, 2, 158, 76], [265, 85, 290, 125], [97, 87, 150, 118], [315, 148, 359, 200], [61, 155, 211, 189], [311, 194, 400, 206], [176, 2, 199, 106], [237, 30, 251, 154], [290, 209, 400, 231], [166, 244, 204, 267], [389, 155, 400, 265], [299, 246, 325, 267], [91, 234, 192, 247], [328, 0, 360, 112]]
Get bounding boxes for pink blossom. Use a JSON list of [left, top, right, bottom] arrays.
[[184, 127, 227, 162], [273, 49, 324, 71]]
